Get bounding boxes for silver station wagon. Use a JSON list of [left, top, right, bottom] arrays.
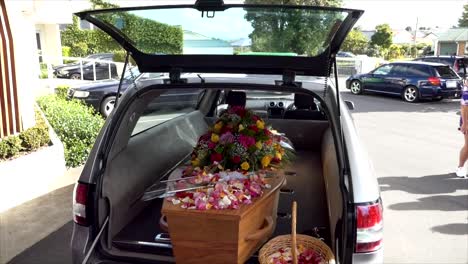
[[71, 2, 383, 264]]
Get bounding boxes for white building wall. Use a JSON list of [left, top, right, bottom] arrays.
[[4, 0, 38, 130]]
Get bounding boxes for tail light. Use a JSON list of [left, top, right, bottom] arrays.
[[73, 182, 92, 226], [355, 200, 383, 253], [428, 77, 441, 86]]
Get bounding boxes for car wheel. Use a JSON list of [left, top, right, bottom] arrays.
[[402, 86, 419, 103], [100, 96, 116, 118], [70, 73, 81, 80], [350, 80, 362, 95]]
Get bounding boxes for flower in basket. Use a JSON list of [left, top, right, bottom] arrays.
[[190, 106, 294, 172]]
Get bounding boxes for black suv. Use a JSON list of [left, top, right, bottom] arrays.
[[414, 56, 467, 78]]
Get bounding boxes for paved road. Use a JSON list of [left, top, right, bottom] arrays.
[[341, 90, 468, 264], [6, 89, 468, 264]]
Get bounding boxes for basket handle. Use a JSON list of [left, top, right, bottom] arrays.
[[245, 216, 274, 241], [291, 201, 298, 264]]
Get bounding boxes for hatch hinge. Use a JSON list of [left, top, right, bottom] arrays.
[[164, 68, 187, 84], [275, 70, 302, 88]]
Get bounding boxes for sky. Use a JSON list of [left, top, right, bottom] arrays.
[[343, 0, 467, 30]]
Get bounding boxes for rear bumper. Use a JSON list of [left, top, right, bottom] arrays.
[[420, 87, 461, 99], [353, 248, 384, 264]]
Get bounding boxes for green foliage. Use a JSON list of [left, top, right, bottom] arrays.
[[0, 109, 50, 160], [37, 95, 104, 167], [55, 85, 70, 99], [0, 136, 22, 159], [342, 28, 368, 54], [244, 0, 343, 55], [60, 0, 183, 57], [62, 46, 71, 57], [387, 44, 402, 60], [113, 50, 136, 65], [365, 44, 382, 57], [458, 4, 468, 27], [371, 24, 393, 50]]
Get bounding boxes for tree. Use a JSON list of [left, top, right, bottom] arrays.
[[458, 4, 468, 27], [244, 0, 343, 55], [370, 24, 393, 50], [341, 28, 368, 54]]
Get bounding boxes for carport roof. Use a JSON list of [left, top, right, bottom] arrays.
[[437, 28, 468, 42]]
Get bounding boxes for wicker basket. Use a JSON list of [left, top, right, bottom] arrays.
[[258, 202, 335, 264]]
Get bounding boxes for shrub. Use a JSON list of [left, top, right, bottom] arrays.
[[0, 109, 50, 160], [55, 85, 70, 99], [113, 50, 136, 65], [62, 46, 71, 57], [37, 95, 104, 167], [0, 136, 22, 158]]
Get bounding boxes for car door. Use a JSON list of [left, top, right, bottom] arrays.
[[363, 64, 394, 93], [386, 64, 409, 94]]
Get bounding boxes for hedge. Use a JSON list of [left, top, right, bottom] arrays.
[[37, 95, 104, 167], [0, 109, 50, 160]]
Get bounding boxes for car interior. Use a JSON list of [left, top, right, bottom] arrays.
[[96, 87, 344, 263]]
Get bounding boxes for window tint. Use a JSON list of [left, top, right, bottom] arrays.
[[391, 65, 407, 76], [406, 65, 431, 77], [373, 64, 393, 75], [132, 89, 203, 136], [435, 66, 458, 78]]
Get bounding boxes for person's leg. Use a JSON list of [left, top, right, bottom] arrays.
[[459, 133, 468, 167]]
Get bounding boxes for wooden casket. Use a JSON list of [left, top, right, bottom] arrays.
[[161, 171, 285, 264]]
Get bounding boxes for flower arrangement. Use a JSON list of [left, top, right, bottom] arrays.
[[167, 169, 270, 210], [190, 106, 292, 172]]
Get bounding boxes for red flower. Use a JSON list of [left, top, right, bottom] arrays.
[[210, 153, 223, 163], [232, 156, 241, 164], [220, 126, 231, 134], [272, 157, 281, 163], [208, 142, 216, 149], [249, 125, 259, 133], [252, 115, 260, 121], [233, 106, 246, 117], [263, 129, 271, 136]]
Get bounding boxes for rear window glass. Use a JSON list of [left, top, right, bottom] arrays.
[[132, 89, 203, 135], [406, 65, 431, 77], [435, 66, 458, 78]]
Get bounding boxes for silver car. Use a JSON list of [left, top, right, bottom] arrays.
[[71, 2, 383, 263]]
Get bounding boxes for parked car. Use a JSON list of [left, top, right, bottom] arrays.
[[53, 53, 118, 80], [414, 56, 467, 78], [346, 61, 463, 102], [71, 3, 383, 264], [337, 51, 356, 57]]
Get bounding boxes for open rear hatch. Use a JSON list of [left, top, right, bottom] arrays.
[[75, 1, 363, 263]]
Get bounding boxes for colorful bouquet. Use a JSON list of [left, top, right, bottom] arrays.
[[267, 245, 325, 264], [190, 106, 292, 172]]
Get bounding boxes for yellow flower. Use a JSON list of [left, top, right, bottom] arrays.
[[255, 141, 263, 150], [191, 159, 200, 166], [261, 155, 272, 168], [211, 133, 219, 143], [275, 151, 282, 160], [241, 161, 250, 171], [214, 122, 223, 133], [256, 120, 265, 129], [238, 124, 244, 132]]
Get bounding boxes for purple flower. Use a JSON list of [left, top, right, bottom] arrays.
[[220, 132, 235, 144]]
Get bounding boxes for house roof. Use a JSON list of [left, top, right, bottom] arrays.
[[437, 28, 468, 42]]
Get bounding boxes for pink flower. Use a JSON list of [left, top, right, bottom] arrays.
[[239, 135, 255, 148], [208, 142, 216, 149]]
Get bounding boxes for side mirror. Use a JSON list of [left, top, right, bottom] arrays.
[[344, 100, 355, 110]]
